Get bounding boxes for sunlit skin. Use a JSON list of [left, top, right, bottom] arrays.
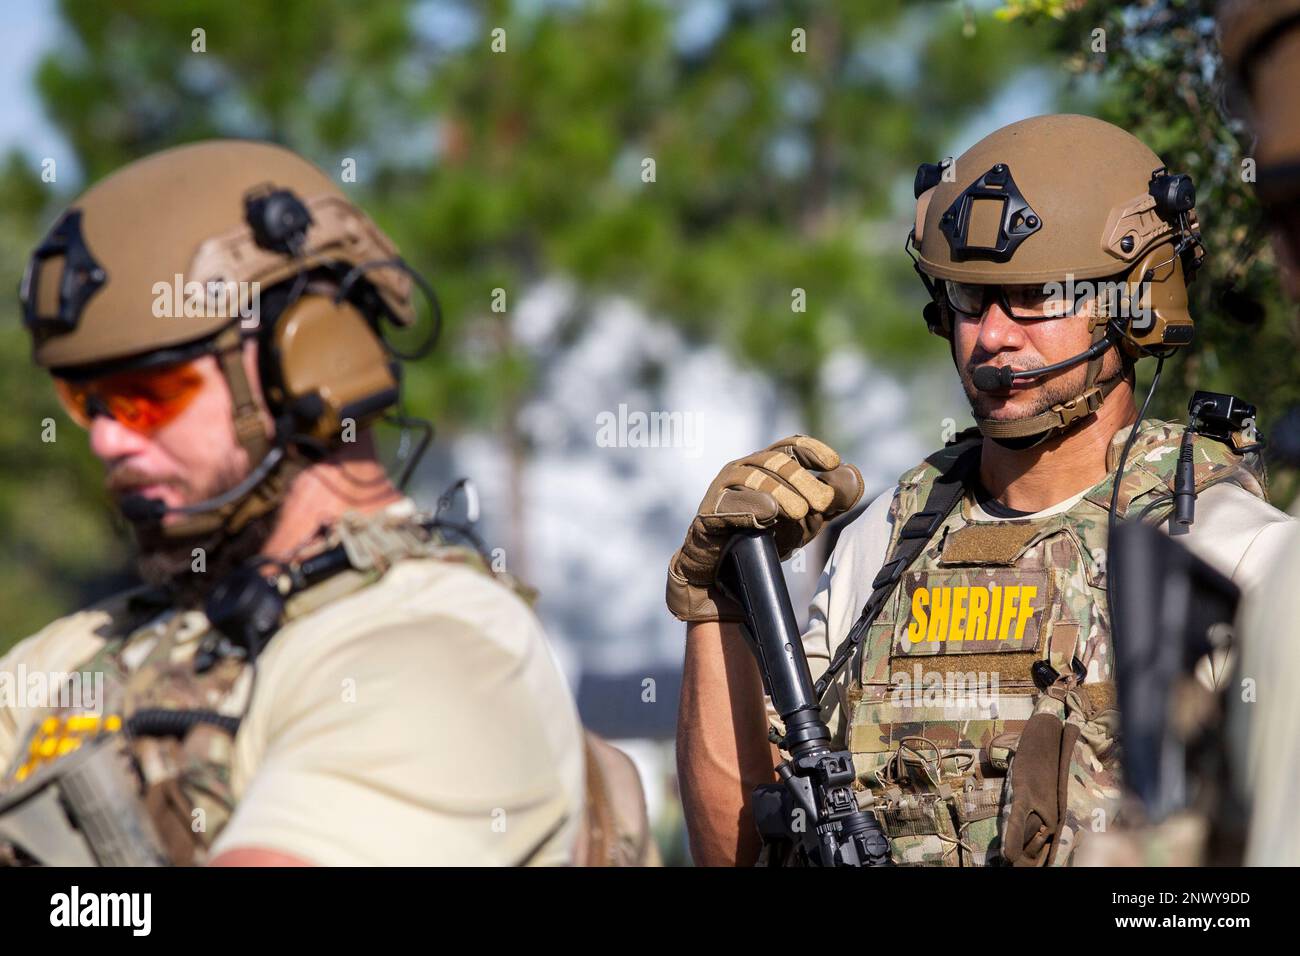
[[678, 288, 1141, 866], [68, 339, 403, 866], [953, 291, 1138, 513], [89, 356, 252, 522], [84, 341, 402, 567]]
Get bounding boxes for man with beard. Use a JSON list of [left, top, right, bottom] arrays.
[[0, 141, 648, 866], [668, 114, 1295, 866]]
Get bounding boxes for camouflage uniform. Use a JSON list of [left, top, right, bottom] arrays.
[[840, 420, 1266, 866]]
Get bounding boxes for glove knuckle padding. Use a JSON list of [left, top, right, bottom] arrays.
[[667, 436, 856, 624], [768, 434, 841, 472], [768, 485, 811, 520], [727, 463, 806, 521], [735, 451, 830, 516], [779, 464, 835, 513]]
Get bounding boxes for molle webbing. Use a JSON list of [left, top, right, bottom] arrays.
[[921, 651, 1039, 684]]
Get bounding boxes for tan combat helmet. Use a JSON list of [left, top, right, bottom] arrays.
[[20, 140, 422, 539], [1219, 1, 1300, 218], [908, 114, 1204, 445]]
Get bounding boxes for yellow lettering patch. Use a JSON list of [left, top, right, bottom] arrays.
[[907, 585, 1037, 644], [13, 712, 122, 783]]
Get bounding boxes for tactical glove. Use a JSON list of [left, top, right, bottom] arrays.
[[666, 435, 863, 623]]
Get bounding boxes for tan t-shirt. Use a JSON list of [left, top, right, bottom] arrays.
[[1234, 528, 1300, 865], [791, 476, 1295, 743], [0, 555, 586, 866]]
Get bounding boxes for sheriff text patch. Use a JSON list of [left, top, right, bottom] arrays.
[[906, 585, 1038, 644]]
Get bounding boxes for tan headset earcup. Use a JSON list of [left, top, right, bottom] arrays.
[[1120, 243, 1194, 354], [272, 296, 398, 442]]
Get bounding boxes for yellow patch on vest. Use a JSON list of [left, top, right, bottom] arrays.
[[13, 712, 122, 782], [906, 585, 1038, 644]]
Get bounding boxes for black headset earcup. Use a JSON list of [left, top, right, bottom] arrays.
[[923, 300, 949, 338], [1149, 172, 1196, 218]]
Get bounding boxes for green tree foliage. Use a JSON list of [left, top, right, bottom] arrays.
[[1001, 0, 1300, 503], [1, 0, 1054, 645], [0, 152, 129, 641]]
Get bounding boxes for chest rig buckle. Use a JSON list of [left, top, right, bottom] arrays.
[[1031, 656, 1087, 693]]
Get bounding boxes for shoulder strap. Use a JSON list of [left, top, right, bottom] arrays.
[[815, 439, 981, 700]]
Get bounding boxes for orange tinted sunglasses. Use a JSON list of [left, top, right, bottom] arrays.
[[53, 361, 206, 435]]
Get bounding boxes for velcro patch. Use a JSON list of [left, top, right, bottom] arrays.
[[940, 522, 1041, 566], [1080, 680, 1117, 714], [889, 651, 1039, 684]]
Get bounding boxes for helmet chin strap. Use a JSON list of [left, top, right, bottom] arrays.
[[119, 325, 305, 542], [973, 317, 1126, 449]]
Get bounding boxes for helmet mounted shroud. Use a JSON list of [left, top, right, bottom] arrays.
[[20, 210, 107, 340], [937, 163, 1043, 264]]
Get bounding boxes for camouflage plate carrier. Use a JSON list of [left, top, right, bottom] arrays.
[[0, 507, 535, 865], [846, 419, 1266, 866]]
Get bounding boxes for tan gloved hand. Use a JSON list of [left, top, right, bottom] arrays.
[[666, 435, 864, 623]]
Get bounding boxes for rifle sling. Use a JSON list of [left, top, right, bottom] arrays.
[[814, 440, 981, 701]]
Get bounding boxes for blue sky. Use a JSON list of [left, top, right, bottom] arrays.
[[0, 0, 77, 174]]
